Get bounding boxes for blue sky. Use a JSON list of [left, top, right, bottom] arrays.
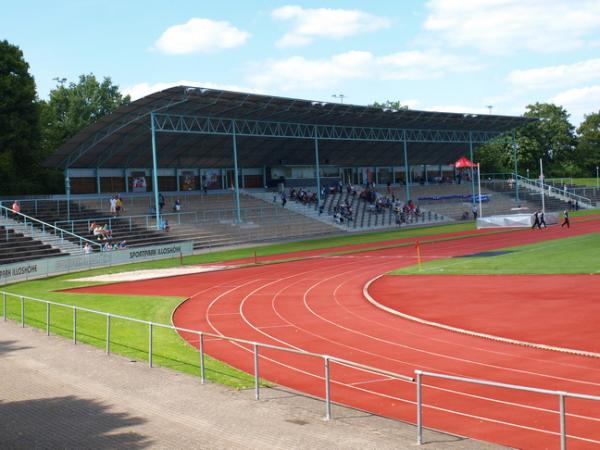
[[3, 0, 600, 125]]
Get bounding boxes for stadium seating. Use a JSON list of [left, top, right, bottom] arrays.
[[0, 224, 64, 265]]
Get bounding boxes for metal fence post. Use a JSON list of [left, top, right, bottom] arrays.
[[106, 314, 111, 355], [559, 393, 566, 450], [324, 356, 331, 420], [148, 322, 153, 368], [199, 332, 205, 383], [46, 303, 50, 335], [416, 370, 423, 445], [254, 343, 260, 400], [20, 296, 24, 327], [73, 306, 77, 344]]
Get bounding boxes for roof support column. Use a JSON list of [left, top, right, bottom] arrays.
[[176, 168, 180, 192], [469, 131, 475, 206], [96, 168, 101, 194], [232, 120, 241, 223], [403, 132, 410, 202], [64, 169, 71, 222], [512, 130, 519, 203], [314, 127, 321, 212], [124, 169, 129, 193], [150, 112, 161, 230]]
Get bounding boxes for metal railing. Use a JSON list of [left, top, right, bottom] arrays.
[[0, 204, 101, 250], [415, 370, 600, 450], [52, 206, 333, 233], [2, 289, 599, 448], [513, 174, 592, 206], [0, 190, 239, 217], [0, 290, 412, 421]]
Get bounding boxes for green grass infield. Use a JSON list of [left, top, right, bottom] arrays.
[[391, 232, 600, 276]]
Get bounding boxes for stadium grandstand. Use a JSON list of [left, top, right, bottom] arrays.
[[3, 85, 578, 266]]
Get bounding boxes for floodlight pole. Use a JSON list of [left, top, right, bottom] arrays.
[[469, 131, 475, 206], [513, 130, 519, 203], [150, 112, 161, 230], [540, 158, 545, 213], [232, 120, 242, 223], [403, 132, 410, 202], [314, 127, 321, 212], [477, 163, 483, 218]]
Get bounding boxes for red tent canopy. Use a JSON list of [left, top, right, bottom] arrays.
[[454, 156, 477, 168]]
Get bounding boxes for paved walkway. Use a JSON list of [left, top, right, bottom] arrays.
[[0, 320, 503, 449]]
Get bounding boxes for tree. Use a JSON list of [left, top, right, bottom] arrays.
[[520, 103, 577, 176], [474, 138, 512, 174], [41, 74, 130, 158], [0, 40, 44, 194], [575, 111, 600, 176], [370, 100, 409, 110]]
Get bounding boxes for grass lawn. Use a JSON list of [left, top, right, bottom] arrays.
[[0, 221, 477, 387], [546, 177, 600, 187], [392, 232, 600, 275]]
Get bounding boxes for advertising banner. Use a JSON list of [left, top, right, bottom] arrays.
[[0, 241, 194, 286]]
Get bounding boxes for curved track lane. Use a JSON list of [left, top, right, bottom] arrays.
[[69, 219, 600, 448], [172, 221, 600, 449]]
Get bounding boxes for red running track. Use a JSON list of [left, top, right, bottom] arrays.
[[67, 219, 600, 449]]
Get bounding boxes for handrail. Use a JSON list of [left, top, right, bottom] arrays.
[[514, 174, 592, 205], [52, 206, 310, 231], [0, 204, 101, 250], [2, 290, 413, 383], [415, 369, 600, 448]]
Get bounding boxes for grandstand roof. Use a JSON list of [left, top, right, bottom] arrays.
[[46, 86, 535, 169]]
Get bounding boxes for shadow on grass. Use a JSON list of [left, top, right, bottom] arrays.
[[0, 396, 151, 449]]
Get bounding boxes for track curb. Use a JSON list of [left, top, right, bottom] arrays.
[[363, 274, 600, 359]]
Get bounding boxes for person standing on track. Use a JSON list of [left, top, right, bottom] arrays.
[[561, 209, 570, 228], [539, 210, 547, 228], [531, 211, 541, 229]]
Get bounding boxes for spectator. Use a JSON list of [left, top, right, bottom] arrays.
[[116, 196, 124, 215], [109, 196, 117, 216], [160, 219, 170, 232], [173, 199, 181, 212], [84, 242, 93, 254], [11, 200, 21, 221], [158, 193, 166, 212], [118, 240, 128, 249]]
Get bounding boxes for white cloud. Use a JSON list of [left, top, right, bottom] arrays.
[[378, 50, 482, 79], [549, 85, 600, 124], [123, 81, 258, 101], [425, 104, 492, 115], [272, 6, 390, 47], [248, 51, 373, 91], [154, 18, 250, 54], [424, 0, 600, 53], [248, 49, 479, 92], [401, 99, 420, 109], [507, 58, 600, 90]]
